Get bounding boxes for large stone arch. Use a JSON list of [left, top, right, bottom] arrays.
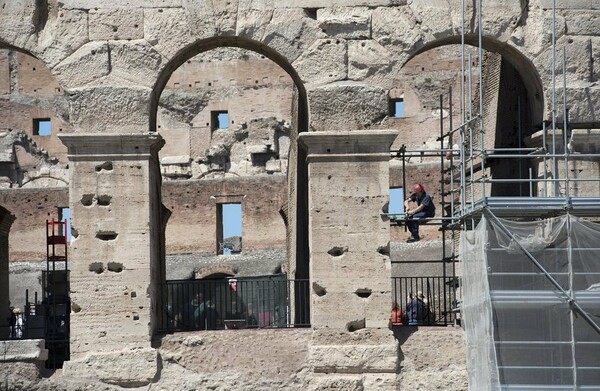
[[149, 36, 311, 324], [405, 34, 545, 127]]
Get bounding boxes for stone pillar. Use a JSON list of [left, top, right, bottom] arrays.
[[299, 130, 399, 390], [0, 207, 16, 338], [59, 134, 164, 387]]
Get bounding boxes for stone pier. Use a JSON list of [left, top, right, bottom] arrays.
[[59, 134, 164, 387], [299, 130, 399, 390]]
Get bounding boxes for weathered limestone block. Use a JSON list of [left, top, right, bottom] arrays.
[[294, 39, 347, 85], [61, 0, 182, 8], [310, 375, 364, 391], [348, 40, 395, 85], [0, 339, 48, 362], [593, 37, 600, 82], [262, 9, 323, 64], [62, 348, 158, 387], [181, 0, 219, 39], [144, 8, 195, 60], [362, 373, 400, 391], [309, 344, 398, 373], [33, 8, 90, 68], [510, 7, 566, 58], [0, 1, 38, 50], [274, 0, 396, 7], [308, 83, 388, 131], [538, 0, 600, 9], [68, 86, 151, 133], [396, 327, 468, 390], [548, 86, 600, 123], [372, 7, 423, 57], [407, 0, 455, 40], [109, 40, 165, 87], [236, 9, 275, 42], [564, 10, 600, 35], [53, 42, 111, 88], [184, 0, 240, 37], [0, 362, 44, 391], [89, 8, 144, 41], [533, 36, 593, 83], [317, 7, 371, 39]]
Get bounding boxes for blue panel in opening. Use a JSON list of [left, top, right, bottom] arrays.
[[217, 112, 229, 129], [37, 119, 52, 136], [394, 100, 405, 118], [222, 203, 242, 255], [389, 188, 404, 218], [59, 207, 72, 243]]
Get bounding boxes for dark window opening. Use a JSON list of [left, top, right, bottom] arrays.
[[217, 203, 242, 255], [33, 118, 52, 136]]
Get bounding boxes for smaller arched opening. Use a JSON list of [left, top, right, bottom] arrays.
[[151, 37, 311, 333]]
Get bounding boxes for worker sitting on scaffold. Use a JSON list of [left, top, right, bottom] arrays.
[[403, 183, 436, 243]]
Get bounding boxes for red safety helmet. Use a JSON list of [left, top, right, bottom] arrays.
[[413, 184, 424, 193]]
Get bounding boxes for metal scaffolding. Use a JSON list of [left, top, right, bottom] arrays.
[[391, 0, 600, 388]]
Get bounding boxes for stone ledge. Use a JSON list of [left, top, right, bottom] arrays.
[[309, 343, 398, 373], [62, 348, 158, 388], [0, 339, 48, 362]]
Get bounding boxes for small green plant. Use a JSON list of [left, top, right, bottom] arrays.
[[424, 77, 432, 84]]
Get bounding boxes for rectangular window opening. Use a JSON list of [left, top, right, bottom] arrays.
[[389, 187, 405, 220], [391, 98, 405, 118], [58, 207, 72, 243], [211, 111, 229, 130], [33, 118, 52, 136], [217, 203, 242, 255]]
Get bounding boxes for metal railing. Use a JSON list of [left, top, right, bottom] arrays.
[[391, 276, 458, 326], [158, 276, 310, 332]]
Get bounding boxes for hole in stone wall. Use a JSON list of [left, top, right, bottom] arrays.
[[95, 161, 113, 172], [89, 262, 104, 274], [355, 288, 372, 298], [96, 231, 118, 241], [107, 262, 123, 273], [71, 302, 81, 313], [80, 194, 94, 206], [97, 195, 112, 206], [377, 242, 390, 256], [346, 319, 366, 332], [71, 227, 79, 238], [131, 291, 137, 298], [313, 282, 327, 297], [327, 246, 348, 257], [133, 312, 139, 321]]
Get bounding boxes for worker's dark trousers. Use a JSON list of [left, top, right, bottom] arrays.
[[406, 211, 428, 238]]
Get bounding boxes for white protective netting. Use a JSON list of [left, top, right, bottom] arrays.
[[462, 214, 600, 390]]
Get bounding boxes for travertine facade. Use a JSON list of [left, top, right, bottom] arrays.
[[0, 0, 598, 389]]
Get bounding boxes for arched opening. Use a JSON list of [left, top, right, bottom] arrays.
[[388, 39, 545, 325], [0, 45, 72, 367], [150, 38, 310, 332]]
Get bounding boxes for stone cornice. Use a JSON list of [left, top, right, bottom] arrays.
[[298, 130, 398, 157], [526, 129, 600, 154], [59, 134, 165, 161]]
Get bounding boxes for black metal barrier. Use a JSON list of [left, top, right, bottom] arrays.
[[158, 275, 310, 332], [392, 276, 458, 326]]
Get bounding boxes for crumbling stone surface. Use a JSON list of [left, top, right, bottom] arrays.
[[0, 362, 44, 391], [395, 326, 468, 390]]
